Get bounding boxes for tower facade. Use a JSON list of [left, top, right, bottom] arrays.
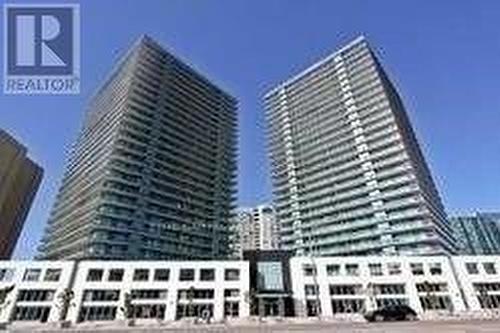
[[38, 36, 237, 260], [264, 37, 455, 256]]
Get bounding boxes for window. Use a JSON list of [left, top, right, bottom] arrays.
[[376, 298, 408, 308], [345, 264, 359, 276], [225, 269, 240, 281], [303, 264, 317, 276], [17, 290, 55, 302], [178, 289, 214, 300], [387, 262, 401, 275], [331, 299, 364, 313], [410, 263, 424, 275], [326, 264, 340, 276], [23, 269, 41, 282], [12, 306, 51, 322], [177, 303, 213, 320], [474, 283, 500, 309], [466, 262, 479, 274], [43, 269, 61, 282], [154, 269, 170, 281], [131, 289, 167, 300], [108, 269, 124, 282], [78, 306, 117, 321], [368, 263, 383, 276], [483, 262, 497, 275], [416, 282, 448, 292], [478, 295, 500, 309], [200, 269, 215, 281], [473, 283, 500, 292], [224, 301, 239, 317], [0, 268, 15, 282], [132, 304, 166, 319], [306, 300, 321, 317], [87, 269, 104, 282], [224, 289, 239, 297], [83, 290, 120, 302], [133, 269, 149, 281], [429, 263, 442, 275], [305, 284, 319, 296], [373, 284, 406, 295], [329, 284, 362, 295], [179, 269, 195, 281], [420, 295, 453, 311]]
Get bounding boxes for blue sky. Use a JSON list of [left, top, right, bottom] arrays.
[[1, 0, 499, 259]]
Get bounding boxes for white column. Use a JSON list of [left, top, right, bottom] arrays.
[[213, 284, 224, 321], [319, 281, 332, 318], [165, 285, 178, 321], [407, 280, 424, 314], [240, 264, 250, 318], [0, 287, 16, 323]]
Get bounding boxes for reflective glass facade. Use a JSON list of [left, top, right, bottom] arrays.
[[451, 213, 500, 255]]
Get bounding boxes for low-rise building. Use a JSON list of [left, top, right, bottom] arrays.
[[1, 255, 500, 326], [290, 256, 466, 317], [0, 260, 249, 324]]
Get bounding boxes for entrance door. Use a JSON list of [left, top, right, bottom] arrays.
[[264, 298, 279, 316]]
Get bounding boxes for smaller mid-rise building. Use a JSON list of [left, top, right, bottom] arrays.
[[451, 213, 500, 255], [230, 205, 279, 257]]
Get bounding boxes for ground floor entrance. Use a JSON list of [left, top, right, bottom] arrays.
[[261, 297, 283, 316], [254, 294, 294, 317]]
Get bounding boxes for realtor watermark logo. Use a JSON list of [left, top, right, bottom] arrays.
[[4, 4, 80, 94]]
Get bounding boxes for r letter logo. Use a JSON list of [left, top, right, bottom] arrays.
[[4, 4, 80, 94]]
